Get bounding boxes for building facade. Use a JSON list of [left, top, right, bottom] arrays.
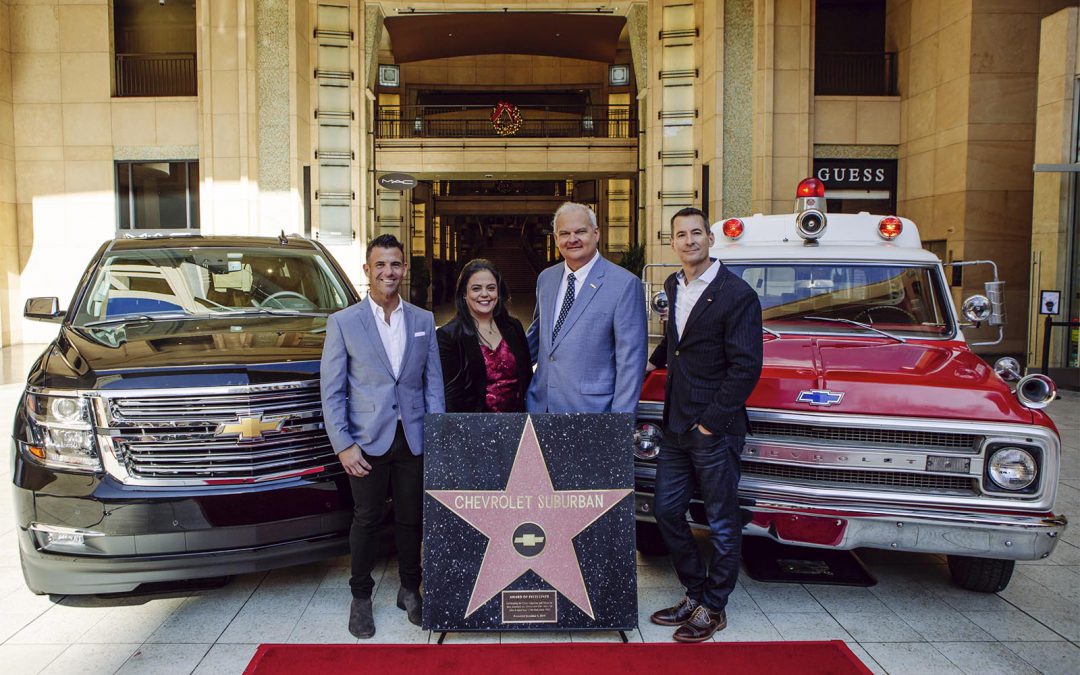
[[0, 0, 1077, 380]]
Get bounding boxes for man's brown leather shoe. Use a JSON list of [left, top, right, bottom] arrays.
[[649, 595, 699, 626], [397, 586, 423, 626], [672, 605, 726, 642], [348, 597, 375, 639]]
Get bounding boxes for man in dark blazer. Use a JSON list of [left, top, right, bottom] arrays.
[[647, 207, 762, 642], [320, 234, 445, 639]]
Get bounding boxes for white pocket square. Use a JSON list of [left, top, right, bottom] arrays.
[[414, 331, 426, 337]]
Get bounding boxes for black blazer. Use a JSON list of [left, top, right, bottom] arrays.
[[436, 314, 533, 413], [648, 262, 763, 435]]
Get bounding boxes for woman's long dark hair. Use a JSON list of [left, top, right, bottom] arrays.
[[453, 258, 510, 335]]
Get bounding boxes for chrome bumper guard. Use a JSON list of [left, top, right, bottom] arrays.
[[635, 492, 1067, 561]]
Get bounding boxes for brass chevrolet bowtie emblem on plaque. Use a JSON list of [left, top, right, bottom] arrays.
[[215, 415, 285, 440]]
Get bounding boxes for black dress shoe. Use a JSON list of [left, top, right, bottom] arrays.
[[673, 605, 726, 643], [649, 595, 699, 626], [349, 597, 375, 639], [397, 586, 423, 626]]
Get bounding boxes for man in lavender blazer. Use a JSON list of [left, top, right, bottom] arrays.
[[321, 234, 444, 639]]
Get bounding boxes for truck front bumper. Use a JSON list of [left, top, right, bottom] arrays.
[[634, 492, 1067, 561]]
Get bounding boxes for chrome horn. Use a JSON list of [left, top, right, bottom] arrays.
[[1015, 374, 1057, 410]]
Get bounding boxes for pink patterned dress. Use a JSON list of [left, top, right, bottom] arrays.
[[480, 339, 522, 413]]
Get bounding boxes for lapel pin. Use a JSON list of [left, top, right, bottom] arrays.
[[589, 283, 597, 289]]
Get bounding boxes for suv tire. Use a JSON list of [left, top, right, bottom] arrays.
[[947, 555, 1015, 593], [635, 521, 668, 556]]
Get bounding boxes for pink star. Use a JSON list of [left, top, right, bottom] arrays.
[[427, 416, 632, 619]]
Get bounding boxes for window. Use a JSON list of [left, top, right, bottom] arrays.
[[112, 0, 197, 97], [116, 161, 199, 231]]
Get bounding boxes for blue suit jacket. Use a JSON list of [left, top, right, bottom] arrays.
[[320, 297, 445, 457], [526, 255, 648, 414]]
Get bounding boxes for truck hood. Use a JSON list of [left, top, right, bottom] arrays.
[[748, 336, 1033, 423], [31, 317, 327, 390]]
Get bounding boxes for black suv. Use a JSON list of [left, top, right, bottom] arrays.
[[13, 235, 359, 594]]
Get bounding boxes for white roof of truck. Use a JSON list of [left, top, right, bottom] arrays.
[[709, 212, 941, 265]]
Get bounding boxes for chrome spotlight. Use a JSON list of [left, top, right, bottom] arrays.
[[795, 209, 827, 241], [993, 357, 1022, 382], [961, 294, 992, 323], [1015, 373, 1056, 409], [651, 290, 669, 316]]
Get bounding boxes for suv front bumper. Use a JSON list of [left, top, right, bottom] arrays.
[[634, 492, 1067, 561], [13, 455, 353, 595]]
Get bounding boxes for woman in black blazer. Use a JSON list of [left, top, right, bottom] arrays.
[[436, 259, 532, 413]]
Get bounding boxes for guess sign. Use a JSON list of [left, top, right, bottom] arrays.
[[813, 159, 896, 190]]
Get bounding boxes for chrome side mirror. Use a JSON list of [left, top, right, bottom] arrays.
[[984, 281, 1006, 326], [961, 294, 991, 323], [993, 357, 1021, 382], [24, 297, 65, 323]]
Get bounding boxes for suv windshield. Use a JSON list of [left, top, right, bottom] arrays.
[[728, 263, 954, 338], [72, 247, 351, 326]]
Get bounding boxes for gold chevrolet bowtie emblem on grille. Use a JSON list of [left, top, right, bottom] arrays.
[[215, 415, 285, 440]]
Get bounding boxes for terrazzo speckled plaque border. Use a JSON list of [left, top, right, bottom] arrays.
[[422, 413, 637, 632]]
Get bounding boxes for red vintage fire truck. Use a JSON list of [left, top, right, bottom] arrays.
[[633, 178, 1067, 592]]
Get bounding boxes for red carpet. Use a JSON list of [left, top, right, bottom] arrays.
[[244, 641, 872, 674]]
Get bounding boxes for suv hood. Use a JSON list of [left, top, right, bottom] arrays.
[[748, 336, 1032, 423], [32, 317, 328, 390]]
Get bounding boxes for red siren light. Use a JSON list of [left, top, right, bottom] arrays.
[[722, 218, 744, 239], [795, 177, 826, 199], [878, 216, 903, 240]]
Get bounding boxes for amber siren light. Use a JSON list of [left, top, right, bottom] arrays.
[[722, 218, 744, 239], [878, 216, 903, 240]]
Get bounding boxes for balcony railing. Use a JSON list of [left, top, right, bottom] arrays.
[[115, 53, 197, 97], [815, 51, 898, 96], [374, 105, 637, 140]]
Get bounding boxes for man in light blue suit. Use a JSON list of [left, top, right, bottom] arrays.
[[526, 202, 648, 414], [320, 234, 445, 639]]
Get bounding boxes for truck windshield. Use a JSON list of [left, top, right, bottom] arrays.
[[71, 247, 351, 326], [727, 263, 954, 338]]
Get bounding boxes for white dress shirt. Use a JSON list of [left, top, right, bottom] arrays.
[[555, 250, 601, 313], [675, 259, 720, 340], [370, 295, 405, 379]]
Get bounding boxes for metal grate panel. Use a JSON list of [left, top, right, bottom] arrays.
[[102, 383, 335, 482], [750, 421, 980, 452], [742, 461, 978, 495]]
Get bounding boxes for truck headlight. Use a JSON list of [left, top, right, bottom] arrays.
[[987, 447, 1037, 491], [634, 423, 663, 460], [21, 392, 101, 472]]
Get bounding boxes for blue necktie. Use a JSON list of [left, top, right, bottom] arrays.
[[552, 272, 576, 341]]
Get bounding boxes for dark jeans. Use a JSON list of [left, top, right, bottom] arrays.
[[348, 422, 422, 599], [653, 427, 744, 612]]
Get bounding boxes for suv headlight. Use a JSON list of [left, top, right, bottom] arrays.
[[634, 423, 663, 460], [21, 392, 100, 471], [987, 447, 1037, 491]]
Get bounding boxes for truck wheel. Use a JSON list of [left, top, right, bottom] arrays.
[[635, 521, 668, 556], [947, 555, 1015, 593]]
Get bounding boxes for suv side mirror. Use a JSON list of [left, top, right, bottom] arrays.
[[24, 297, 65, 323]]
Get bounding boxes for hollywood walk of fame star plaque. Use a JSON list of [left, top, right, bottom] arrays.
[[422, 413, 637, 631]]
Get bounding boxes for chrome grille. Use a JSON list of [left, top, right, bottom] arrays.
[[742, 461, 977, 495], [101, 383, 335, 483], [749, 421, 980, 452]]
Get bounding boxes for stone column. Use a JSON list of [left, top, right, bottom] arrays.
[[0, 0, 17, 345], [1029, 7, 1078, 368]]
